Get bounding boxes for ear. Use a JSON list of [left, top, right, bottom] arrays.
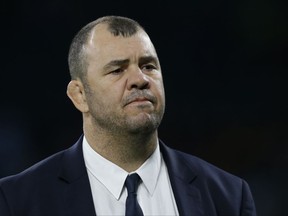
[[66, 80, 89, 113]]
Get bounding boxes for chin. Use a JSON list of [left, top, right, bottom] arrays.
[[126, 114, 161, 134]]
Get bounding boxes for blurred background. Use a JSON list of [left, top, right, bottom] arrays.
[[1, 0, 287, 215]]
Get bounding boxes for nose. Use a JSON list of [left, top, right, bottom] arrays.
[[127, 67, 150, 90]]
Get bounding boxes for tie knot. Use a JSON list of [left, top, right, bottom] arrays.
[[125, 173, 141, 194]]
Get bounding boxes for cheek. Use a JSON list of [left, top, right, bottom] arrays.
[[150, 80, 165, 108], [154, 79, 165, 95], [97, 84, 124, 106], [86, 75, 125, 108], [85, 84, 107, 107]]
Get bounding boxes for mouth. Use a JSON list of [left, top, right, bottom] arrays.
[[127, 97, 152, 105], [123, 93, 156, 107]]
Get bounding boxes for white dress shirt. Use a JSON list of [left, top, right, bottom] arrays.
[[82, 136, 179, 216]]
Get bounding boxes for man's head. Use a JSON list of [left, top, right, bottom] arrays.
[[66, 15, 165, 136], [68, 16, 143, 81]]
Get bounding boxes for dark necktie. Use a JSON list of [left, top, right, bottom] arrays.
[[125, 173, 144, 216]]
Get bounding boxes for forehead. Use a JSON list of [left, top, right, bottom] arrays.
[[85, 24, 157, 63]]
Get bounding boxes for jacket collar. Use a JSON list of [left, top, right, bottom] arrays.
[[58, 135, 204, 216], [160, 139, 204, 216], [58, 135, 96, 216]]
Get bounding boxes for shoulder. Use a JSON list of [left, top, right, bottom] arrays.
[[160, 141, 257, 215], [0, 149, 66, 187], [160, 141, 245, 187], [0, 136, 84, 187], [0, 148, 69, 214], [161, 141, 256, 206]]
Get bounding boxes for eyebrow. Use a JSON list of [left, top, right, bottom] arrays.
[[103, 55, 159, 71], [139, 55, 159, 66], [103, 59, 130, 71]]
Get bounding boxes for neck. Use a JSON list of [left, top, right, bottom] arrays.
[[84, 125, 158, 172]]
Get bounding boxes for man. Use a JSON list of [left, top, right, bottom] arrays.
[[0, 15, 257, 215]]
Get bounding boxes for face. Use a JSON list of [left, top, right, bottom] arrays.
[[81, 24, 165, 135]]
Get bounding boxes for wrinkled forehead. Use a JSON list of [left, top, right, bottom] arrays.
[[84, 23, 158, 61], [88, 23, 153, 47]]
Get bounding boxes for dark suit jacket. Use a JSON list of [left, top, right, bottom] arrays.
[[0, 135, 257, 216]]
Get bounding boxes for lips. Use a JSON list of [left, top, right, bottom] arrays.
[[127, 97, 152, 105], [126, 97, 152, 106], [123, 92, 156, 107], [130, 97, 150, 102]]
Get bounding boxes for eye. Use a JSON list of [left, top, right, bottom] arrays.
[[142, 64, 157, 72], [110, 68, 125, 74]]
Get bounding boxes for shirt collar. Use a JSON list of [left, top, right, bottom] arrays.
[[136, 142, 161, 196], [82, 136, 161, 200]]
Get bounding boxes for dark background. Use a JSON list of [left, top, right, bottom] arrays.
[[1, 0, 287, 215]]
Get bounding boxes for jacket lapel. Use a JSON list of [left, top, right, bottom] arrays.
[[160, 140, 204, 216], [56, 136, 204, 216], [58, 135, 96, 216]]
